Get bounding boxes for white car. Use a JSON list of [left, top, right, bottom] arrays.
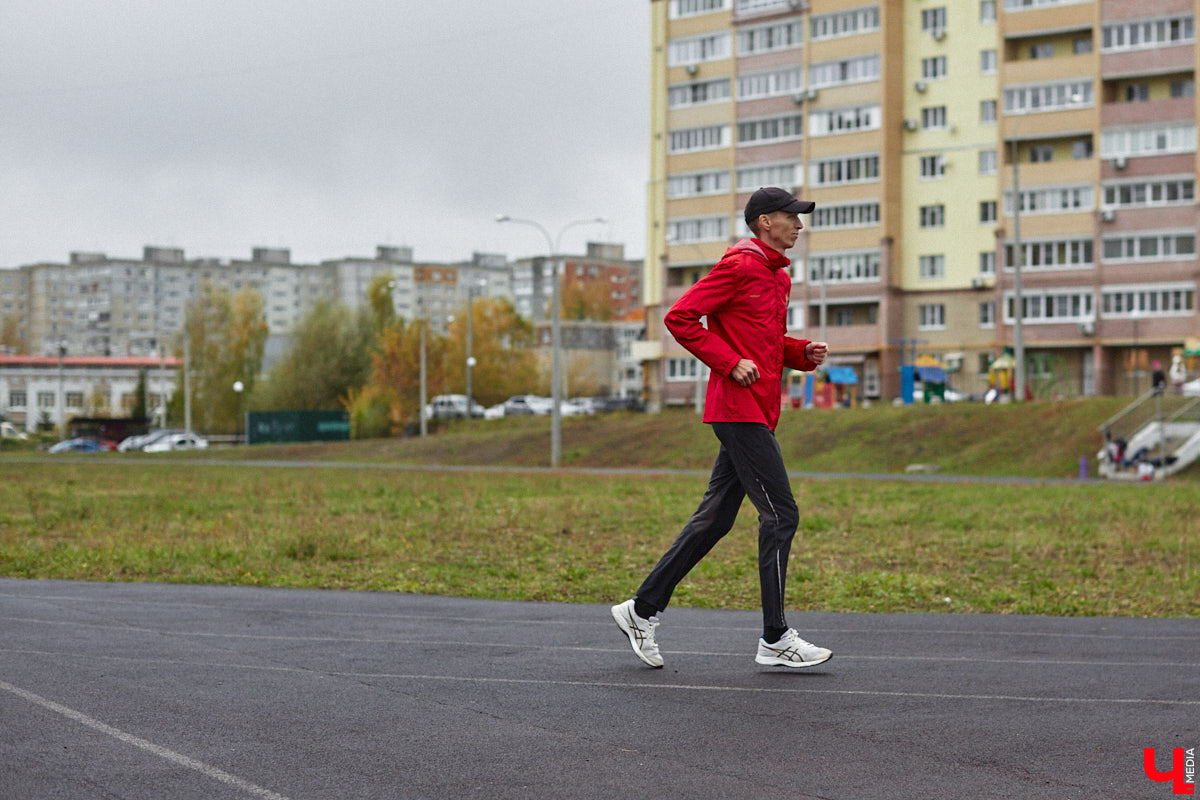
[[142, 432, 209, 452], [1183, 377, 1200, 398]]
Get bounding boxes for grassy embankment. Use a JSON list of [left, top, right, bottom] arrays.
[[2, 398, 1197, 617]]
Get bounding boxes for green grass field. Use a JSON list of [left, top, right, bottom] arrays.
[[3, 403, 1198, 618]]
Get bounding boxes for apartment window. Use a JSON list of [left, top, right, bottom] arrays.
[[669, 0, 730, 19], [919, 255, 945, 279], [979, 149, 998, 174], [921, 8, 947, 34], [920, 155, 945, 179], [737, 161, 802, 191], [919, 205, 945, 229], [1030, 43, 1054, 59], [810, 54, 880, 88], [668, 124, 731, 154], [810, 153, 879, 186], [1073, 36, 1093, 54], [918, 303, 946, 330], [921, 56, 947, 80], [808, 103, 881, 136], [738, 113, 803, 146], [1006, 0, 1092, 8], [980, 201, 997, 223], [668, 31, 732, 66], [1125, 84, 1150, 102], [811, 201, 880, 229], [832, 308, 855, 327], [65, 392, 84, 409], [979, 301, 996, 328], [808, 249, 881, 283], [1101, 285, 1196, 318], [1005, 238, 1094, 271], [666, 357, 702, 381], [1029, 144, 1054, 163], [981, 49, 997, 74], [1101, 231, 1196, 263], [1072, 139, 1093, 159], [668, 78, 731, 108], [1100, 124, 1197, 159], [1102, 16, 1195, 53], [9, 391, 26, 408], [787, 302, 804, 329], [667, 170, 731, 199], [980, 252, 996, 275], [1003, 80, 1093, 114], [1005, 184, 1094, 215], [1004, 290, 1093, 324], [1103, 178, 1195, 208], [738, 19, 804, 54], [667, 216, 730, 244], [1172, 80, 1196, 98], [980, 100, 997, 123], [980, 1, 996, 24], [810, 6, 880, 40], [738, 67, 804, 100], [37, 392, 55, 409], [921, 106, 947, 130]]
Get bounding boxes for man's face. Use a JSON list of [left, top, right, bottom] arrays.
[[759, 210, 803, 252]]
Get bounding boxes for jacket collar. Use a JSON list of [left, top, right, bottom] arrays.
[[728, 238, 791, 270]]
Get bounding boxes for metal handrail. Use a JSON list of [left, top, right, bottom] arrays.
[[1096, 388, 1160, 434], [1164, 396, 1200, 425]]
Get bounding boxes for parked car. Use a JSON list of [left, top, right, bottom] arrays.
[[483, 403, 506, 420], [1, 421, 28, 440], [48, 437, 105, 453], [118, 428, 181, 452], [561, 398, 595, 416], [502, 395, 551, 416], [425, 394, 485, 420], [142, 432, 209, 452]]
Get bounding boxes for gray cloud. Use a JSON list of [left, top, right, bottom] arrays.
[[0, 0, 648, 265]]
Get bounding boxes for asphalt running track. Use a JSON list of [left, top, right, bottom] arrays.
[[1, 579, 1196, 799]]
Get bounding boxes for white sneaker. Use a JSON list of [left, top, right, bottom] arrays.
[[755, 629, 832, 668], [611, 599, 663, 668]]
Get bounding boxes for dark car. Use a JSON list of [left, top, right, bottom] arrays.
[[48, 437, 105, 453]]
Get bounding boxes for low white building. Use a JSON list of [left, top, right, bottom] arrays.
[[0, 354, 180, 432]]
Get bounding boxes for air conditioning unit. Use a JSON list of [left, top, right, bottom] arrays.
[[787, 0, 806, 9], [792, 92, 806, 105], [804, 87, 819, 101], [914, 80, 928, 93], [932, 28, 947, 41], [1080, 321, 1096, 337], [903, 118, 918, 131], [1099, 208, 1115, 222], [971, 277, 988, 290], [685, 63, 699, 76], [1113, 155, 1128, 170]]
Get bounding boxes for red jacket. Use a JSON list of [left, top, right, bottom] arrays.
[[664, 238, 816, 431]]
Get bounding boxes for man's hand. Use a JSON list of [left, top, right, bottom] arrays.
[[806, 341, 829, 366], [729, 359, 760, 387]]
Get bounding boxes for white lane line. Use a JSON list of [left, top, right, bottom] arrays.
[[0, 679, 294, 800], [2, 610, 1197, 643], [1, 650, 1196, 707], [4, 643, 1199, 670]]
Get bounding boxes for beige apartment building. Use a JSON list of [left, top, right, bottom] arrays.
[[642, 0, 1200, 407]]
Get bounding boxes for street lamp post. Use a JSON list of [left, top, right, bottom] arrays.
[[465, 278, 486, 416], [496, 215, 607, 468], [1010, 136, 1026, 403], [233, 380, 244, 444]]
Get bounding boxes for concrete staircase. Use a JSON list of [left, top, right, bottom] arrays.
[[1097, 391, 1200, 480]]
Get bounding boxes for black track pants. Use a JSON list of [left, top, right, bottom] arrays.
[[636, 422, 799, 631]]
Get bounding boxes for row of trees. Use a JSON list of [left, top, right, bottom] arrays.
[[169, 275, 554, 437]]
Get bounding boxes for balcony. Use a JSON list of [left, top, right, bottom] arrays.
[[1102, 44, 1194, 80], [1101, 95, 1195, 127]]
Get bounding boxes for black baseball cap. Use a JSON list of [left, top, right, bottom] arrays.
[[744, 187, 816, 224]]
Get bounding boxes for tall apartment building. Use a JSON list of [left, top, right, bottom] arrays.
[[511, 242, 643, 322], [643, 0, 1200, 407]]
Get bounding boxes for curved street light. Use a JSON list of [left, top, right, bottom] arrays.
[[496, 215, 607, 468]]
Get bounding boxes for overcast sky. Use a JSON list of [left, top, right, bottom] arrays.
[[0, 0, 650, 269]]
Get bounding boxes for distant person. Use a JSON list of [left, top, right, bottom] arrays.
[[1152, 361, 1167, 395], [611, 187, 832, 670], [1169, 354, 1186, 395]]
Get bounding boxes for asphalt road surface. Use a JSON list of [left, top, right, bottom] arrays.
[[1, 578, 1196, 799]]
